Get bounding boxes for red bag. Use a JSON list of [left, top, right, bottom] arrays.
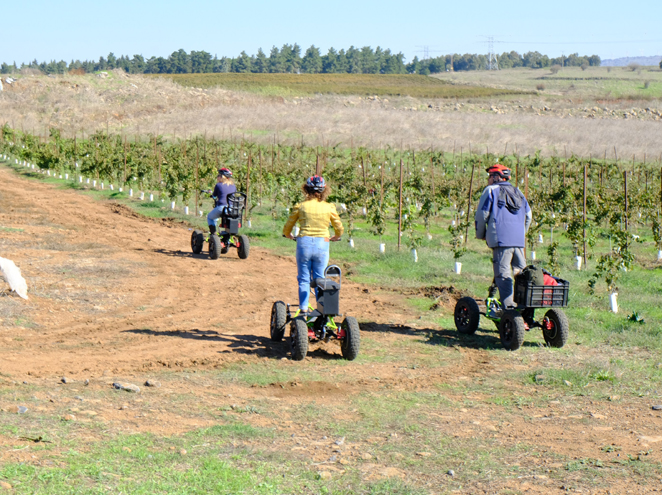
[[542, 274, 558, 305]]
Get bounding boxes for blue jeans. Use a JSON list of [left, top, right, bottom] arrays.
[[207, 205, 227, 227], [296, 236, 330, 312]]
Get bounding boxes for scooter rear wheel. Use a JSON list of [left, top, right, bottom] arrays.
[[191, 230, 204, 254], [454, 297, 480, 334], [290, 318, 309, 361], [542, 309, 569, 348], [499, 310, 526, 351], [340, 316, 360, 361], [270, 301, 287, 342]]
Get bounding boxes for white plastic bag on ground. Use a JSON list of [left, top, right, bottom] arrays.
[[0, 257, 28, 299]]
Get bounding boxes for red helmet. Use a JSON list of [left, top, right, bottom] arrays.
[[486, 163, 511, 179], [217, 168, 232, 178]]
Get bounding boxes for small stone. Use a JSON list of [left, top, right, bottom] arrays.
[[339, 459, 350, 465], [122, 447, 132, 453], [361, 452, 373, 460], [113, 382, 140, 393], [329, 455, 337, 462], [61, 376, 71, 384], [74, 396, 84, 401], [0, 481, 12, 490], [608, 395, 620, 401], [652, 405, 662, 411], [317, 471, 332, 480], [63, 414, 76, 421], [17, 406, 28, 414], [563, 380, 572, 386], [145, 380, 161, 388], [84, 379, 89, 386], [179, 449, 187, 456], [335, 437, 345, 446], [416, 452, 432, 457], [534, 375, 545, 383], [447, 469, 455, 477]]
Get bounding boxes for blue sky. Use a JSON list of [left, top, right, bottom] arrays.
[[3, 0, 661, 65]]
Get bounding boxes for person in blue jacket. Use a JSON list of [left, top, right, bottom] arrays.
[[206, 168, 237, 236], [475, 164, 532, 311]]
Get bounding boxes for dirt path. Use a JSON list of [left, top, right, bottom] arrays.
[[0, 166, 420, 377], [2, 167, 662, 493]]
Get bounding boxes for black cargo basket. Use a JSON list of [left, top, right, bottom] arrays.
[[225, 192, 246, 220], [514, 277, 569, 308]]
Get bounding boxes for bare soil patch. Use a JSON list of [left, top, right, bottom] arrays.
[[1, 167, 661, 493]]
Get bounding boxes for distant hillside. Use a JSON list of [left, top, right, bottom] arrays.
[[602, 56, 662, 67]]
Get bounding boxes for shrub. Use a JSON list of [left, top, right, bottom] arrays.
[[581, 63, 589, 71], [644, 80, 651, 89], [536, 83, 545, 91], [550, 65, 562, 74], [627, 62, 640, 72]]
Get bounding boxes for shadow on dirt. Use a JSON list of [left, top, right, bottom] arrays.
[[122, 328, 344, 360], [360, 322, 540, 350], [149, 248, 222, 260]]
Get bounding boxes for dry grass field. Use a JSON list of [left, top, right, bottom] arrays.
[[0, 68, 660, 157]]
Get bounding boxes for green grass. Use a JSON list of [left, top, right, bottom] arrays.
[[432, 66, 662, 101], [4, 160, 662, 492], [149, 73, 530, 99]]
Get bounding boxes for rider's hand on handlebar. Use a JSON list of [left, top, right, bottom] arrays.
[[284, 234, 296, 240]]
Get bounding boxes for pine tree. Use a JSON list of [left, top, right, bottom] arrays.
[[301, 45, 322, 73]]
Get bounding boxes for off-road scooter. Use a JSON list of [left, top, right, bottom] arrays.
[[270, 261, 360, 361], [453, 268, 570, 351], [191, 192, 250, 260]]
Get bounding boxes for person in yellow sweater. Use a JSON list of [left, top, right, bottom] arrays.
[[283, 175, 344, 315]]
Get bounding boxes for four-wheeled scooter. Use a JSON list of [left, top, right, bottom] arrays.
[[454, 273, 570, 351], [270, 264, 360, 361], [191, 192, 250, 260]]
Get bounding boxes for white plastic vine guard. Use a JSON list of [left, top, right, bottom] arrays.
[[610, 292, 618, 313], [427, 233, 432, 241], [129, 189, 133, 197], [93, 180, 96, 187], [109, 184, 113, 190], [531, 251, 536, 261], [379, 243, 385, 253], [349, 238, 355, 248], [247, 220, 252, 228], [454, 261, 462, 274], [170, 201, 176, 210], [576, 256, 582, 270], [149, 194, 154, 202], [538, 234, 544, 243], [658, 250, 662, 261], [185, 206, 189, 215], [119, 187, 123, 192], [199, 210, 203, 217], [412, 249, 418, 262]]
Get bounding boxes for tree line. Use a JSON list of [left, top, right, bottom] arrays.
[[0, 45, 600, 75]]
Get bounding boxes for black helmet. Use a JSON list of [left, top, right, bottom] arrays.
[[218, 168, 232, 178]]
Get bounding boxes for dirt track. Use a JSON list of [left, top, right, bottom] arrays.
[[0, 166, 422, 377], [3, 167, 662, 493]]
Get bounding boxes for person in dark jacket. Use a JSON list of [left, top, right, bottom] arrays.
[[206, 168, 237, 236], [475, 164, 532, 310]]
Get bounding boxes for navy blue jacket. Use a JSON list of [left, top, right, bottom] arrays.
[[212, 183, 237, 208]]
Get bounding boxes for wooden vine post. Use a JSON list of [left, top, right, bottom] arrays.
[[398, 157, 403, 251], [624, 170, 629, 232], [123, 136, 127, 184], [246, 152, 252, 221], [430, 154, 435, 197], [583, 160, 588, 268], [464, 160, 476, 246], [194, 142, 199, 213]]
